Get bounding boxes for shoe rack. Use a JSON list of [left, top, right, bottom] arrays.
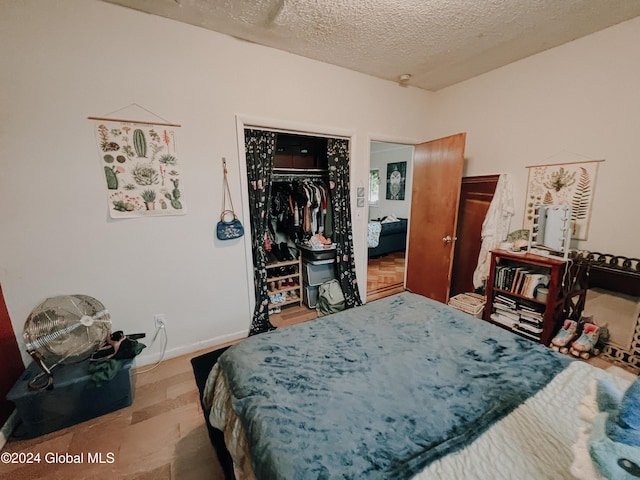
[[266, 256, 302, 311]]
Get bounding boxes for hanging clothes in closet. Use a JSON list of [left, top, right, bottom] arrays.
[[270, 179, 333, 245]]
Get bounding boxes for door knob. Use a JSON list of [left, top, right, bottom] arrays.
[[442, 235, 456, 244]]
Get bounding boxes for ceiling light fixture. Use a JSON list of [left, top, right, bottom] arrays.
[[398, 74, 412, 86]]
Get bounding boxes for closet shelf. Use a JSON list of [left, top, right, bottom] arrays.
[[270, 297, 302, 308], [268, 285, 300, 295], [267, 273, 300, 283], [264, 255, 303, 310], [266, 258, 300, 269]]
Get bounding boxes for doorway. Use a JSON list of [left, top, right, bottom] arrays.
[[366, 141, 413, 301], [367, 134, 466, 305]]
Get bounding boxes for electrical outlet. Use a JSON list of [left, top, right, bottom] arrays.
[[154, 313, 166, 328]]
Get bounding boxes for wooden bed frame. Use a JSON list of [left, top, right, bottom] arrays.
[[567, 251, 640, 372]]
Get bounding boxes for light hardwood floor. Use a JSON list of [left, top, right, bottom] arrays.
[[366, 250, 405, 301], [0, 346, 230, 480]]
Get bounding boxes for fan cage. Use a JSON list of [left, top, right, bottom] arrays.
[[24, 295, 112, 365]]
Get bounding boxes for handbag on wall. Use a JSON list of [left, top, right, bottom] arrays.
[[216, 158, 244, 240], [217, 210, 244, 240]]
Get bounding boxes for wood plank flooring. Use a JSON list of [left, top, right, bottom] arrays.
[[0, 347, 230, 480], [367, 250, 405, 301]]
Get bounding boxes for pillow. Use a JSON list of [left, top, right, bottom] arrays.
[[381, 214, 399, 223], [607, 377, 640, 446], [597, 379, 623, 414], [573, 376, 640, 479]]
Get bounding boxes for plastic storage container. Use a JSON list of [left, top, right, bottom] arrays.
[[303, 285, 319, 308], [303, 259, 336, 286], [299, 244, 336, 262], [7, 359, 135, 438]]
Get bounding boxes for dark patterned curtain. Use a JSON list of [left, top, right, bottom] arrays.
[[327, 138, 363, 309], [245, 129, 277, 336]]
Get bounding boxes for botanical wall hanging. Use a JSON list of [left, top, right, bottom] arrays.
[[90, 112, 186, 218], [523, 160, 603, 240]]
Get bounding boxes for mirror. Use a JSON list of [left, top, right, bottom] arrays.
[[568, 251, 640, 373], [528, 205, 571, 259]]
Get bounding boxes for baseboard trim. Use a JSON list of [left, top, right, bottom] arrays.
[[134, 329, 248, 367], [0, 410, 18, 450]]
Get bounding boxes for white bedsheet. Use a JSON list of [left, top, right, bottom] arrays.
[[417, 361, 630, 480]]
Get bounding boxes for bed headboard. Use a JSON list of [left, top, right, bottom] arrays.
[[569, 251, 640, 372]]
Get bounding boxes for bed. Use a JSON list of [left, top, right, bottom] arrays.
[[199, 292, 636, 479]]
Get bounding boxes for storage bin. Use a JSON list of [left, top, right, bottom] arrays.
[[299, 244, 336, 262], [303, 259, 336, 286], [303, 285, 319, 308], [7, 359, 135, 439]]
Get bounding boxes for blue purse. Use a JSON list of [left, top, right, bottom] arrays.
[[217, 210, 244, 240], [217, 158, 244, 240]]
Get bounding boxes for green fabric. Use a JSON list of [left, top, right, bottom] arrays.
[[88, 342, 145, 387]]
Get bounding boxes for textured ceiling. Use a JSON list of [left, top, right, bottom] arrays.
[[102, 0, 640, 91]]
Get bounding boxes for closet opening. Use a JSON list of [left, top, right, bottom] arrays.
[[243, 128, 362, 335], [269, 132, 331, 327], [366, 141, 413, 302]]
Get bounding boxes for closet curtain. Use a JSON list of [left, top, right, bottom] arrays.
[[245, 129, 277, 336], [327, 138, 363, 309]]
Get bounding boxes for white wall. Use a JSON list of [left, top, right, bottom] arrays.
[[3, 1, 638, 367], [431, 16, 640, 257], [0, 0, 434, 365], [369, 144, 413, 221]]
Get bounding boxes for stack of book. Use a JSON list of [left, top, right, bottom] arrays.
[[490, 295, 544, 341], [448, 292, 486, 318]]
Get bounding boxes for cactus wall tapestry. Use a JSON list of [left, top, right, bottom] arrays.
[[93, 121, 187, 218], [523, 160, 602, 240]]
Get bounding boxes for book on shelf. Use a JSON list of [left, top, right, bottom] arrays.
[[517, 321, 543, 334], [494, 294, 516, 306], [521, 273, 550, 298], [518, 309, 543, 319], [494, 303, 516, 313], [490, 313, 519, 328], [518, 304, 539, 313], [513, 326, 541, 341], [518, 316, 543, 329], [493, 308, 519, 321]]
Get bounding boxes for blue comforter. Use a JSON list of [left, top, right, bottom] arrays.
[[218, 292, 571, 479]]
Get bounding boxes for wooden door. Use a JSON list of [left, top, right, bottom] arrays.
[[0, 285, 24, 428], [406, 133, 466, 302], [450, 175, 499, 297]]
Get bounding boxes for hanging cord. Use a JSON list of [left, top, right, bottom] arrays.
[[135, 323, 168, 374], [87, 103, 181, 127], [222, 157, 236, 215]]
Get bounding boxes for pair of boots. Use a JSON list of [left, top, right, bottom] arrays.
[[272, 243, 295, 262], [551, 319, 601, 359]]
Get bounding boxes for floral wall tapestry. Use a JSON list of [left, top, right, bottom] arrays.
[[523, 160, 602, 240], [93, 121, 187, 218]]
